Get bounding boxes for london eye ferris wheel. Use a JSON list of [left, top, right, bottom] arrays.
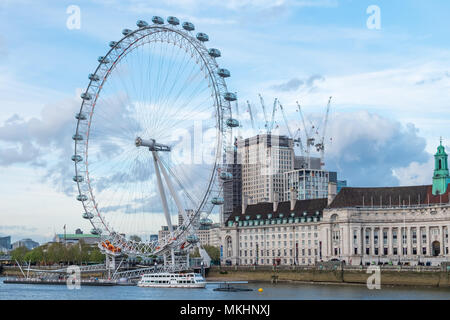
[[71, 16, 238, 260]]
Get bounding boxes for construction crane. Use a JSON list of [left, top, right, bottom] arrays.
[[314, 96, 332, 166], [234, 97, 240, 124], [258, 94, 278, 134], [269, 98, 277, 134], [278, 100, 305, 157], [246, 100, 255, 131], [258, 94, 268, 132], [296, 101, 315, 168]]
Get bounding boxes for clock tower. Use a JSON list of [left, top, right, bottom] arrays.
[[432, 138, 450, 195]]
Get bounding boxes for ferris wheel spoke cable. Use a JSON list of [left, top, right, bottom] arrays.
[[152, 91, 212, 143], [93, 148, 141, 220], [161, 56, 206, 117], [92, 99, 141, 141], [153, 75, 211, 136], [153, 39, 171, 109], [106, 71, 148, 137], [152, 46, 201, 112], [153, 44, 193, 117], [149, 57, 203, 136], [90, 98, 138, 141], [109, 151, 145, 236], [136, 43, 154, 134], [117, 52, 149, 136], [154, 43, 186, 114], [159, 156, 199, 208], [87, 142, 138, 176]]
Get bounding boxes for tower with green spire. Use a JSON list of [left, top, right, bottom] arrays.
[[432, 138, 450, 195]]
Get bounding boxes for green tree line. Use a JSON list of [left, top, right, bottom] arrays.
[[190, 245, 221, 264], [10, 241, 105, 265]]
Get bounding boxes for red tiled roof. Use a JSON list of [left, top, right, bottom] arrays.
[[226, 198, 328, 223], [329, 184, 450, 208]]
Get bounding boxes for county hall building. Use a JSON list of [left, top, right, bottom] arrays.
[[220, 141, 450, 266]]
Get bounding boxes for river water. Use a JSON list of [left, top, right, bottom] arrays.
[[1, 277, 449, 300]]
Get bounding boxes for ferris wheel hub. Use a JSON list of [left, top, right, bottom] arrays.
[[135, 137, 171, 152]]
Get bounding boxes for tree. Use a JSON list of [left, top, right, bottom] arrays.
[[68, 244, 81, 264], [88, 247, 105, 263], [190, 247, 200, 258], [47, 243, 66, 264], [10, 247, 30, 263], [203, 245, 220, 263], [189, 246, 220, 263], [24, 246, 44, 265], [129, 235, 142, 242], [79, 240, 91, 264]]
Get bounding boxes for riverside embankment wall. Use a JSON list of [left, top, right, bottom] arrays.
[[207, 266, 450, 287], [0, 266, 103, 278]]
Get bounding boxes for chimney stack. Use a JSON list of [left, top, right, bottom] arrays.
[[290, 188, 297, 211], [328, 182, 337, 206], [273, 192, 279, 212], [242, 195, 248, 214]]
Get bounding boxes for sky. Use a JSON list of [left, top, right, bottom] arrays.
[[1, 0, 450, 244]]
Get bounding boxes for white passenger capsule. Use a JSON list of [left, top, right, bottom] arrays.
[[196, 32, 209, 42], [91, 228, 101, 235], [88, 73, 100, 82], [226, 118, 239, 128], [75, 112, 87, 120], [72, 134, 83, 141], [98, 56, 110, 64], [108, 41, 121, 49], [71, 155, 83, 162], [182, 22, 195, 31], [80, 92, 92, 101], [73, 175, 84, 182], [208, 48, 221, 58], [220, 172, 233, 180], [167, 16, 180, 25], [211, 197, 224, 205], [122, 28, 132, 36], [186, 235, 199, 244], [83, 212, 94, 219], [217, 68, 230, 78], [152, 16, 164, 24], [136, 20, 148, 28], [200, 218, 213, 225], [77, 194, 88, 201], [223, 92, 237, 101]]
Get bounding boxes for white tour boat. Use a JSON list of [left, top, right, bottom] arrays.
[[137, 272, 206, 288]]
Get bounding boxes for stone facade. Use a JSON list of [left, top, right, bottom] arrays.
[[220, 180, 450, 267]]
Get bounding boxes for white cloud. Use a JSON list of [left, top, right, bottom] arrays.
[[393, 157, 434, 186], [283, 110, 430, 187], [0, 74, 67, 122]]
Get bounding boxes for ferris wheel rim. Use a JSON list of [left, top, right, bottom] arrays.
[[73, 20, 234, 256]]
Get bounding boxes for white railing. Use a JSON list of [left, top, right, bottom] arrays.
[[112, 263, 190, 280]]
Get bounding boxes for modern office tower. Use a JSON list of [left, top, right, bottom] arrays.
[[222, 139, 242, 225], [239, 134, 295, 205], [294, 156, 322, 170], [0, 236, 11, 250], [284, 169, 330, 201], [11, 238, 39, 250]]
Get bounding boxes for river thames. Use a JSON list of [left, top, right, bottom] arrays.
[[1, 278, 450, 300]]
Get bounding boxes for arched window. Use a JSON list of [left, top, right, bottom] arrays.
[[330, 214, 338, 222], [226, 236, 232, 257]]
